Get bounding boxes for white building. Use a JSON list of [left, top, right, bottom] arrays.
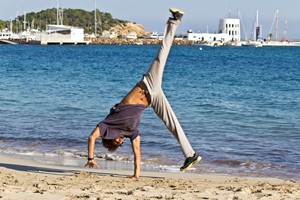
[[40, 25, 87, 45], [187, 32, 231, 42], [187, 18, 241, 42], [219, 18, 240, 41]]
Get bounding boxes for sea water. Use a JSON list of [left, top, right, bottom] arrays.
[[0, 44, 299, 180]]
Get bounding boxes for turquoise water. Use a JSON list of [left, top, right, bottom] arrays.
[[0, 44, 299, 180]]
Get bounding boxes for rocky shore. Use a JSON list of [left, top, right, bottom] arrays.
[[89, 38, 194, 45]]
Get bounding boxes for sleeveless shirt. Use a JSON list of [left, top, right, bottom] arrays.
[[97, 104, 146, 141]]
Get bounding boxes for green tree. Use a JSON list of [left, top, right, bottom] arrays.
[[0, 20, 6, 30], [1, 8, 128, 34]]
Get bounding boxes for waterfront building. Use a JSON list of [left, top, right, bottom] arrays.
[[187, 18, 241, 42], [40, 25, 87, 45]]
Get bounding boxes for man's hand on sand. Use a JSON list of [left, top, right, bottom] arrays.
[[84, 160, 99, 168]]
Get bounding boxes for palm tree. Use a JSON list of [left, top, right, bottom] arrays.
[[268, 33, 273, 41]]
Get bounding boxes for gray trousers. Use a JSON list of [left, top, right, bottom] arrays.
[[138, 18, 195, 158]]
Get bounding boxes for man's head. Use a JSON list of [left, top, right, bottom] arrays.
[[102, 136, 124, 152]]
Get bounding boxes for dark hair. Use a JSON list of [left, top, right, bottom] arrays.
[[102, 139, 119, 152]]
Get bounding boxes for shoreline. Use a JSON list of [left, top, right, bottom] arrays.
[[3, 38, 300, 47], [0, 153, 299, 199], [2, 151, 298, 182]]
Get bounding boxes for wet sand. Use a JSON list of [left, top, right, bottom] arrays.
[[0, 154, 299, 200]]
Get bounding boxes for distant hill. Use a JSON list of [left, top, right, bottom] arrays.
[[0, 8, 135, 35]]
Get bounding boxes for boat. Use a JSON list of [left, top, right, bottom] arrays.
[[0, 31, 12, 40], [241, 10, 264, 47], [242, 41, 263, 47], [262, 41, 299, 47], [99, 31, 118, 39], [40, 25, 88, 45], [126, 32, 138, 39], [262, 10, 300, 47], [144, 32, 163, 40], [193, 41, 224, 47], [224, 41, 242, 46], [0, 30, 19, 44]]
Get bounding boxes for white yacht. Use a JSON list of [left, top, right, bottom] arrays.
[[126, 32, 138, 39], [0, 30, 19, 44], [0, 31, 12, 40], [144, 32, 164, 40], [242, 41, 263, 47], [40, 25, 88, 45]]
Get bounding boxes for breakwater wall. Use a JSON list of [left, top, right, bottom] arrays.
[[89, 38, 194, 45]]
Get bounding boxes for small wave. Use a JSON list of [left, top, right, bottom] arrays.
[[210, 159, 277, 173], [211, 159, 243, 167], [54, 106, 84, 112], [0, 98, 19, 103], [96, 153, 132, 162], [52, 150, 83, 157], [240, 160, 273, 169], [152, 165, 197, 172], [0, 150, 44, 157]]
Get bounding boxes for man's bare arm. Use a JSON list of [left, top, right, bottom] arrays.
[[84, 127, 100, 168], [130, 135, 141, 178]]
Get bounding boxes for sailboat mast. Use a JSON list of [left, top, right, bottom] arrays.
[[228, 0, 231, 18], [283, 20, 287, 40], [255, 10, 260, 40], [238, 10, 248, 41], [56, 0, 59, 25], [23, 12, 27, 31], [256, 10, 258, 28], [94, 0, 97, 36], [10, 18, 13, 33], [261, 24, 263, 40], [275, 9, 279, 41], [256, 10, 258, 40], [16, 8, 19, 33]]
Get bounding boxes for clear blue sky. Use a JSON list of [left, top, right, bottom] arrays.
[[1, 0, 299, 39]]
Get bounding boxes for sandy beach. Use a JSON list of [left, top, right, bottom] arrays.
[[0, 154, 299, 200]]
